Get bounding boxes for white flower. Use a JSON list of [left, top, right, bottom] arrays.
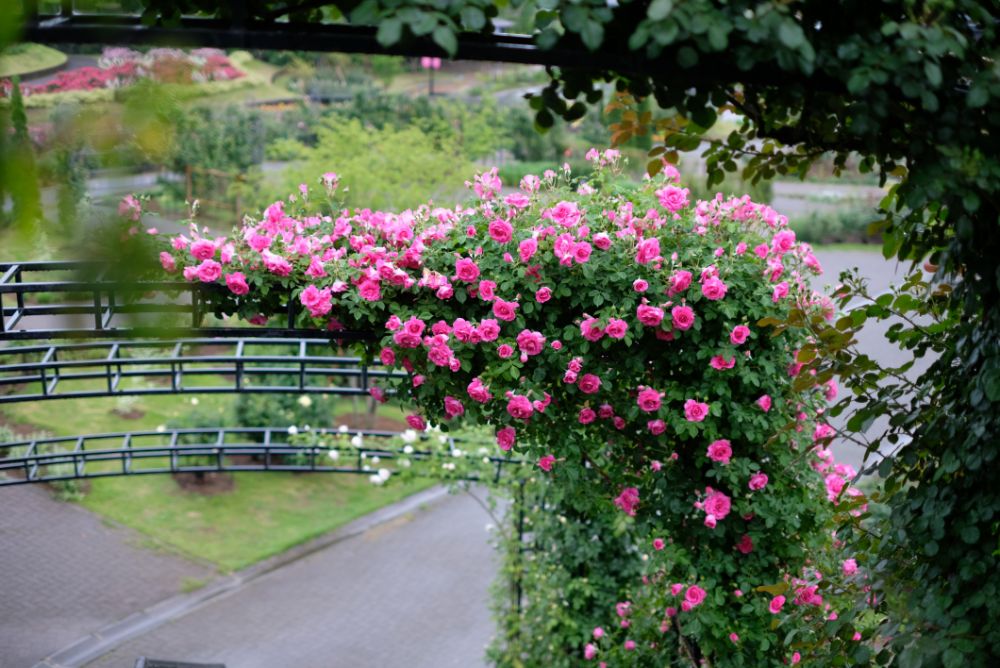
[[438, 435, 448, 444], [328, 449, 340, 461], [482, 457, 490, 464], [338, 424, 349, 433], [297, 395, 313, 408], [478, 447, 489, 456], [442, 462, 456, 471], [399, 458, 411, 468], [377, 468, 391, 481], [401, 429, 418, 444], [351, 434, 363, 448], [190, 397, 199, 405], [371, 456, 381, 465], [287, 426, 299, 435], [451, 448, 464, 458], [403, 445, 414, 455], [369, 474, 385, 485], [155, 425, 166, 433]]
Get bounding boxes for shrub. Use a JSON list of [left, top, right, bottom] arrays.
[[150, 153, 870, 665]]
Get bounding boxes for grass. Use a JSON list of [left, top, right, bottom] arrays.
[[1, 376, 432, 571], [81, 466, 434, 571], [812, 243, 883, 253], [0, 43, 67, 78]]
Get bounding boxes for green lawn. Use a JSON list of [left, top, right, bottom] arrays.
[[0, 43, 67, 78], [1, 377, 429, 571]]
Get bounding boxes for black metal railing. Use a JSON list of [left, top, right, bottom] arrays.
[[0, 261, 376, 341], [0, 427, 519, 486], [0, 337, 403, 403]]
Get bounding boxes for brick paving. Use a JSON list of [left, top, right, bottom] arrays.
[[0, 485, 214, 668], [85, 492, 497, 668]]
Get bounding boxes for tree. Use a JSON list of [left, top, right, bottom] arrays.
[[6, 76, 42, 228]]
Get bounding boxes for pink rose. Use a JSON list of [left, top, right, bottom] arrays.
[[656, 185, 690, 212], [454, 257, 480, 282], [684, 585, 707, 607], [190, 239, 216, 260], [497, 344, 515, 359], [769, 595, 786, 614], [704, 489, 731, 519], [577, 374, 601, 395], [652, 538, 665, 550], [636, 387, 663, 412], [538, 454, 555, 472], [194, 259, 222, 283], [518, 237, 537, 262], [584, 644, 597, 660], [756, 394, 772, 412], [605, 318, 628, 339], [358, 279, 381, 301], [496, 426, 516, 451], [748, 472, 769, 491], [580, 318, 605, 341], [406, 414, 427, 431], [159, 252, 176, 273], [535, 287, 552, 303], [684, 399, 709, 422], [635, 237, 660, 265], [632, 279, 648, 292], [579, 408, 596, 424], [671, 305, 695, 331], [493, 299, 519, 321], [592, 232, 611, 250], [668, 270, 693, 295], [443, 396, 465, 420], [488, 219, 513, 244], [771, 229, 796, 254], [516, 329, 546, 356], [636, 304, 664, 327], [506, 394, 534, 419], [478, 318, 501, 341], [772, 281, 789, 302], [614, 487, 640, 516], [736, 534, 754, 554], [842, 558, 858, 576], [647, 419, 666, 435], [300, 284, 333, 318], [701, 276, 728, 301], [730, 325, 750, 345], [707, 439, 732, 464], [710, 355, 736, 370], [380, 348, 396, 366], [225, 272, 249, 296], [478, 280, 497, 301], [467, 378, 492, 403]]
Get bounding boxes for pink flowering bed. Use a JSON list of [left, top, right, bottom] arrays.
[[152, 153, 872, 666], [1, 47, 243, 98]]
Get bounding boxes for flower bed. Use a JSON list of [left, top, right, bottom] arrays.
[[0, 47, 243, 99], [149, 153, 873, 665]]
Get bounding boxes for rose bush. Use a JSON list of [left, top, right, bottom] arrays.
[[152, 153, 873, 665]]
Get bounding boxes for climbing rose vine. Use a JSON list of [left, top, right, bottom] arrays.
[[152, 153, 871, 665]]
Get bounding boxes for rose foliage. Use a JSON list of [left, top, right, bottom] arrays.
[[153, 155, 873, 665]]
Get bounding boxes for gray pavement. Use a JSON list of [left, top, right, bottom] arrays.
[[83, 491, 496, 668], [0, 485, 215, 668], [810, 248, 928, 472]]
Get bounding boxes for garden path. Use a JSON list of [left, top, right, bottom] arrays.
[[0, 484, 215, 668], [83, 490, 496, 668]]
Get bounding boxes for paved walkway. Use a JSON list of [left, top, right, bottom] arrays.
[[84, 491, 497, 668], [0, 485, 215, 668]]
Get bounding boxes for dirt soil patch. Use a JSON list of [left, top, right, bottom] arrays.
[[172, 471, 236, 495]]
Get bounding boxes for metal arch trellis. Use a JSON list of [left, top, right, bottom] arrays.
[[0, 426, 520, 487], [0, 261, 525, 488]]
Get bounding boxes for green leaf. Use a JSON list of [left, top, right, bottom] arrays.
[[460, 7, 486, 30], [778, 21, 805, 49], [433, 26, 458, 56], [960, 525, 980, 544], [647, 0, 674, 21], [375, 18, 402, 47], [924, 61, 942, 87], [580, 20, 604, 51]]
